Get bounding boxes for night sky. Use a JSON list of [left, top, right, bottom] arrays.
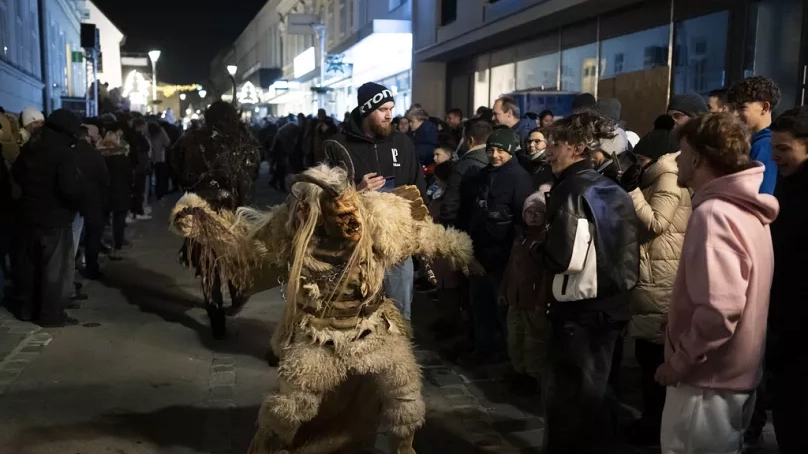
[[93, 0, 267, 84]]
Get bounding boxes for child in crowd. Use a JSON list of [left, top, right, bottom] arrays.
[[500, 186, 552, 393]]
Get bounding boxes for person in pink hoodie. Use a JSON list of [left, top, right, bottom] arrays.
[[655, 112, 779, 454]]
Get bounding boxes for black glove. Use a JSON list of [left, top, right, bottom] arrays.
[[619, 163, 643, 193]]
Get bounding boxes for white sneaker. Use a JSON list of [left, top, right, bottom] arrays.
[[135, 214, 152, 221], [144, 205, 153, 215], [125, 214, 136, 224]]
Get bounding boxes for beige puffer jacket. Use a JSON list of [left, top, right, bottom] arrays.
[[627, 152, 692, 343]]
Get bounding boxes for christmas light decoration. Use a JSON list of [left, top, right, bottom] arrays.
[[237, 81, 260, 104]]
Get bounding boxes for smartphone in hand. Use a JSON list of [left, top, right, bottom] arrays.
[[380, 176, 396, 192]]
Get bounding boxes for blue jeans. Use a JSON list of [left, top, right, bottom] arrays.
[[72, 214, 84, 258], [384, 257, 414, 321]]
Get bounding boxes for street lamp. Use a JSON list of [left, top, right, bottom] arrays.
[[180, 93, 186, 101], [199, 89, 207, 99], [148, 50, 161, 104], [226, 65, 238, 105]]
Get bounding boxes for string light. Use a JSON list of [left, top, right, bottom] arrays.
[[158, 84, 202, 98]]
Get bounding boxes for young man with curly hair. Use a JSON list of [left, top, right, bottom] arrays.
[[533, 110, 640, 454], [727, 75, 781, 194], [656, 113, 778, 454]]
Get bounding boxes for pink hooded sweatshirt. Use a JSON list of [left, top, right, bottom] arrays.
[[665, 164, 779, 391]]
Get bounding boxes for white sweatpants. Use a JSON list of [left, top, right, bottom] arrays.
[[660, 384, 755, 454]]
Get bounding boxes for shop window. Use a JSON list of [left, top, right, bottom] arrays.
[[339, 0, 347, 37], [561, 43, 597, 94], [672, 10, 729, 96], [489, 63, 515, 105], [599, 25, 669, 80], [441, 0, 457, 26], [744, 0, 802, 110], [516, 52, 559, 91], [473, 69, 490, 110]]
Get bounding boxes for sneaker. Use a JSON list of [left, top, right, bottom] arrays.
[[108, 249, 123, 261], [125, 214, 136, 224], [135, 214, 152, 221], [143, 205, 153, 215]]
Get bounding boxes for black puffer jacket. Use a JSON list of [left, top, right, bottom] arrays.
[[440, 145, 489, 228], [536, 159, 639, 320], [324, 107, 426, 198], [465, 157, 534, 272], [12, 117, 82, 228]]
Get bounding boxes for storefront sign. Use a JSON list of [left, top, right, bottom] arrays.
[[294, 47, 316, 79]]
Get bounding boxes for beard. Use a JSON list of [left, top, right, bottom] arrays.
[[365, 117, 392, 138]]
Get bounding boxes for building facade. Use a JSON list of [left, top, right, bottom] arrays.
[[85, 0, 124, 90], [42, 0, 86, 113], [219, 0, 413, 119], [412, 0, 804, 134], [0, 0, 44, 112]]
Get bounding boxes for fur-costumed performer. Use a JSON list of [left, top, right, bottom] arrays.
[[169, 163, 474, 454]]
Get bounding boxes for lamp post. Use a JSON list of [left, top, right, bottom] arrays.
[[179, 93, 186, 101], [148, 50, 161, 109], [226, 65, 238, 105]]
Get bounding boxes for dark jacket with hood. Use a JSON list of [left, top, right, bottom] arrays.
[[440, 144, 489, 228], [12, 109, 82, 228], [534, 159, 640, 321], [465, 157, 534, 272], [324, 107, 426, 198], [412, 119, 439, 166]]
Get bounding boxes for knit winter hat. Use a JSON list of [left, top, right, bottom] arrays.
[[522, 190, 547, 220], [667, 93, 709, 118], [357, 82, 395, 118], [486, 129, 520, 155], [572, 93, 597, 112], [21, 107, 44, 128], [598, 98, 622, 122], [633, 114, 679, 161]]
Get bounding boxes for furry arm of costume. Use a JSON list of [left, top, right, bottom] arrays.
[[169, 193, 292, 294], [361, 188, 474, 272]]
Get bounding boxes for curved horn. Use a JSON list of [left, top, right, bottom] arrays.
[[323, 139, 355, 182], [286, 174, 340, 198]]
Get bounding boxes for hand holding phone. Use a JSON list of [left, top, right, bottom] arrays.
[[380, 176, 396, 192]]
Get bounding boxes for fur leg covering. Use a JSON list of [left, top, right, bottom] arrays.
[[253, 341, 348, 449], [346, 320, 426, 443]]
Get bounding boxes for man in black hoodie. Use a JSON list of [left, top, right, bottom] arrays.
[[11, 109, 83, 326], [324, 82, 425, 321]]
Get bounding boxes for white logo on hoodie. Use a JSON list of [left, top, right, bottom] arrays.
[[391, 148, 400, 167]]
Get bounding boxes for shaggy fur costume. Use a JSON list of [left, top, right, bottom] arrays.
[[170, 164, 473, 454]]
